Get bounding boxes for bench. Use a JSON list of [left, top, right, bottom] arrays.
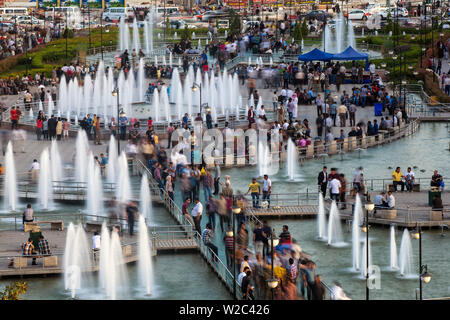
[[122, 245, 132, 257], [85, 221, 103, 233], [24, 220, 64, 232], [387, 184, 420, 192], [377, 209, 397, 219], [85, 222, 122, 234], [430, 210, 443, 221], [13, 255, 58, 268]]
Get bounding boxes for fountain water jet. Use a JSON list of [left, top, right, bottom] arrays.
[[63, 223, 92, 299], [317, 192, 327, 239], [4, 141, 18, 211], [75, 130, 89, 183], [138, 215, 154, 296], [139, 174, 153, 223], [286, 139, 297, 181], [327, 201, 345, 246], [38, 148, 53, 210], [390, 225, 399, 271], [352, 194, 363, 271], [398, 228, 414, 277]]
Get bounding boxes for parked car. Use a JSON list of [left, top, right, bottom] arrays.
[[243, 20, 260, 30], [15, 15, 42, 25], [379, 7, 408, 19], [156, 20, 197, 29], [345, 9, 371, 20], [303, 10, 333, 21], [200, 10, 230, 22]]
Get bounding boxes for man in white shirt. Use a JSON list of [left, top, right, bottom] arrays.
[[329, 176, 342, 203], [385, 117, 393, 128], [325, 114, 332, 129], [238, 266, 250, 286], [405, 167, 415, 192], [191, 198, 203, 233], [387, 191, 395, 208], [326, 130, 334, 143], [29, 159, 40, 182], [316, 94, 324, 116], [262, 175, 272, 208], [92, 232, 101, 261], [369, 63, 376, 80]]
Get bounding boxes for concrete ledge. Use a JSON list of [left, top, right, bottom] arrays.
[[43, 256, 58, 267], [430, 210, 443, 221], [379, 210, 397, 219]]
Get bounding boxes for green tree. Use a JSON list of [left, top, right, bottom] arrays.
[[229, 9, 241, 36], [386, 11, 393, 32], [0, 282, 27, 300], [301, 18, 308, 39], [63, 28, 74, 38], [181, 25, 191, 40], [292, 22, 302, 42], [165, 17, 170, 36]]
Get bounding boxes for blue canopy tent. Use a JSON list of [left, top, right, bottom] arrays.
[[332, 46, 369, 63], [297, 48, 334, 62]]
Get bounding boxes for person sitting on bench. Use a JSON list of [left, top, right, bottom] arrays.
[[385, 191, 395, 208], [22, 237, 37, 265], [431, 170, 443, 188], [374, 192, 387, 207], [38, 235, 51, 256], [392, 167, 405, 192]]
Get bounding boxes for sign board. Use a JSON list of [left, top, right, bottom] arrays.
[[81, 0, 104, 8], [107, 0, 126, 7]]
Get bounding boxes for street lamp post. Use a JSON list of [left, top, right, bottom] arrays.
[[65, 10, 68, 61], [88, 4, 91, 49], [432, 0, 435, 60], [412, 223, 432, 300], [164, 0, 166, 41], [192, 82, 209, 116], [112, 87, 121, 154], [392, 54, 397, 81], [100, 9, 104, 60], [424, 0, 427, 49], [266, 228, 279, 300], [231, 205, 241, 300], [396, 1, 399, 48]]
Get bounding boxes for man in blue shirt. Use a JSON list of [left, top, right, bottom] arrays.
[[201, 50, 207, 66], [373, 119, 379, 135], [119, 113, 128, 140], [206, 110, 212, 129], [86, 114, 93, 140], [182, 113, 189, 129]]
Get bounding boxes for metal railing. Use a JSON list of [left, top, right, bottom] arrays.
[[243, 191, 318, 207], [399, 83, 450, 117], [202, 119, 420, 167], [136, 158, 243, 299]]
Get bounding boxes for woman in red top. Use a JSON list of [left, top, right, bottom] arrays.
[[36, 117, 43, 140], [10, 107, 17, 129], [147, 117, 153, 129]]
